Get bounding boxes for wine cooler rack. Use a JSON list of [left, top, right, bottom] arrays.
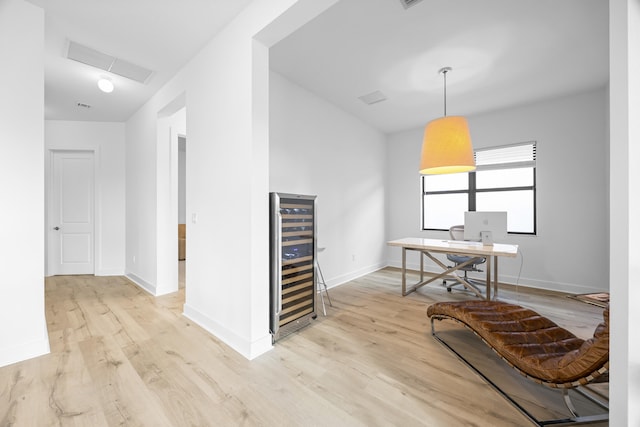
[[269, 193, 317, 342]]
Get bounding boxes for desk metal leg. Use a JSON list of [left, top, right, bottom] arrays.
[[493, 256, 499, 300], [392, 242, 513, 299], [485, 255, 492, 300], [402, 247, 407, 296], [398, 246, 491, 299], [422, 251, 484, 299]]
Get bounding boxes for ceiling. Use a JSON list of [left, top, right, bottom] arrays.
[[270, 0, 609, 134], [31, 0, 608, 132], [28, 0, 254, 122]]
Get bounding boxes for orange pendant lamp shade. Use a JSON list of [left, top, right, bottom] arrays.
[[419, 115, 476, 175]]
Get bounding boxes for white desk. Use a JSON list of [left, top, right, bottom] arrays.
[[387, 237, 518, 300]]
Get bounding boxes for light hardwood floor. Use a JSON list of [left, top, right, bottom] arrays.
[[0, 268, 607, 426]]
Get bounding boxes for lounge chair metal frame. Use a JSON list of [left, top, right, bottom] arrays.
[[429, 314, 609, 426]]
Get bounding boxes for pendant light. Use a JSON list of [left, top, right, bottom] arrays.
[[419, 67, 475, 175]]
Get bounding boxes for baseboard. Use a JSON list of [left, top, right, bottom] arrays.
[[96, 269, 125, 276], [385, 261, 608, 296], [325, 262, 386, 289], [125, 273, 156, 295], [183, 303, 273, 361], [505, 276, 609, 296], [0, 335, 50, 368]]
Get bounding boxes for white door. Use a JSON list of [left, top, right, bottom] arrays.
[[49, 150, 95, 275]]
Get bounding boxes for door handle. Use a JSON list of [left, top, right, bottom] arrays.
[[53, 226, 60, 230]]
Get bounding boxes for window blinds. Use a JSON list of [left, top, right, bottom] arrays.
[[474, 141, 536, 170]]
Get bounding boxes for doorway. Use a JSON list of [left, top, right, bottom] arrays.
[[178, 135, 186, 289], [155, 100, 185, 296], [47, 150, 95, 275]]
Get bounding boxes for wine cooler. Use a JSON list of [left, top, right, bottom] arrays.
[[269, 192, 317, 342]]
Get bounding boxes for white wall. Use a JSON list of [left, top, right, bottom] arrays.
[[126, 101, 186, 295], [610, 1, 639, 425], [45, 121, 126, 276], [0, 0, 49, 367], [126, 105, 159, 289], [269, 72, 387, 286], [124, 0, 339, 359], [387, 87, 608, 295]]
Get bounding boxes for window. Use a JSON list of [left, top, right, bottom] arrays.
[[421, 141, 536, 234]]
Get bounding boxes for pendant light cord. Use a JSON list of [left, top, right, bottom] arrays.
[[439, 66, 452, 117], [443, 69, 447, 116]]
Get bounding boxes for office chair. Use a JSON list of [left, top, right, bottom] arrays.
[[443, 225, 486, 293]]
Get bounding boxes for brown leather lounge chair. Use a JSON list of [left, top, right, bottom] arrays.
[[427, 300, 609, 426]]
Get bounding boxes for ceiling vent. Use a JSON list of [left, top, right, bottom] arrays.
[[67, 41, 153, 84], [358, 90, 387, 105], [399, 0, 424, 9]]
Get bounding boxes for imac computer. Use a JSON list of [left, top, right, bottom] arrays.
[[464, 211, 507, 245]]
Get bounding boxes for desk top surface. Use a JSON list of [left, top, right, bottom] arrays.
[[387, 237, 518, 257]]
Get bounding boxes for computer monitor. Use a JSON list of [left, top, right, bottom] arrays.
[[464, 211, 508, 245]]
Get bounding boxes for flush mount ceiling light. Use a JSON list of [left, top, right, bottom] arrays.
[[419, 67, 476, 175], [97, 78, 114, 93]]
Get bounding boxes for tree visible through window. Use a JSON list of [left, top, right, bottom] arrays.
[[421, 141, 536, 234]]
